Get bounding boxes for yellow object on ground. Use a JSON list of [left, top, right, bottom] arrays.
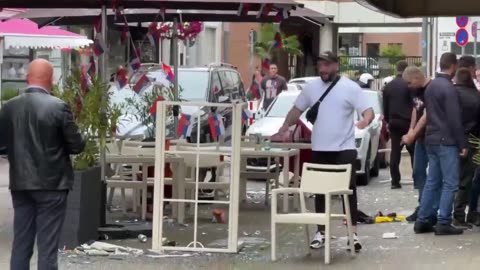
[[375, 216, 406, 223]]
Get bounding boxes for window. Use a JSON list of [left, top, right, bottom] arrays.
[[218, 71, 233, 101], [210, 72, 224, 102], [366, 43, 380, 57]]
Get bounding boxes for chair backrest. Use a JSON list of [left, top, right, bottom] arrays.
[[176, 142, 222, 168], [300, 163, 352, 194]]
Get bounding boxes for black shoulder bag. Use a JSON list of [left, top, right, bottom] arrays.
[[305, 76, 340, 124]]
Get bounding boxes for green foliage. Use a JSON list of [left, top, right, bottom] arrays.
[[124, 83, 182, 139], [52, 70, 122, 170], [380, 45, 406, 65], [254, 23, 303, 60], [1, 88, 19, 101]]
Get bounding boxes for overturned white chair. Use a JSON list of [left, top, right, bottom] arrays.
[[271, 163, 355, 264]]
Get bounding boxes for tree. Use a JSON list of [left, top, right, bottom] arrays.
[[254, 23, 303, 61], [380, 44, 406, 64]]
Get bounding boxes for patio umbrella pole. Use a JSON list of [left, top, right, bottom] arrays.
[[173, 16, 179, 133], [99, 4, 108, 227]]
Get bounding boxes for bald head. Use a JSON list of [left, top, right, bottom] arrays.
[[27, 59, 54, 91]]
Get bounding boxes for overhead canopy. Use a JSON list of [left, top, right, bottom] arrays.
[[12, 6, 327, 25], [0, 19, 92, 49], [0, 0, 301, 9], [356, 0, 480, 17]]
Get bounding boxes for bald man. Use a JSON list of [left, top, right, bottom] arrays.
[[0, 59, 85, 270]]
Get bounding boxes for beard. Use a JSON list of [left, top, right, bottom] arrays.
[[320, 72, 336, 82]]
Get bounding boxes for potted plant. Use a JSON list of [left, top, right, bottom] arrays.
[[1, 88, 20, 105], [53, 69, 121, 248]]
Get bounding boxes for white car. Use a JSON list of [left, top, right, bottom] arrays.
[[246, 87, 383, 185], [288, 77, 317, 88]]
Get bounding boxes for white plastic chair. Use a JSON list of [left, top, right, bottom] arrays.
[[271, 163, 355, 264]]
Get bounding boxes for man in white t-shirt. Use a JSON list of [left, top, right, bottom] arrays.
[[274, 51, 374, 252]]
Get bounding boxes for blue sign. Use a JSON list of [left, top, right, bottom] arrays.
[[456, 16, 469, 28], [456, 28, 469, 47]]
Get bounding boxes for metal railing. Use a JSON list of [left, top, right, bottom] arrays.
[[339, 56, 422, 79]]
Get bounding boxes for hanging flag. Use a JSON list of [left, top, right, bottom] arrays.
[[162, 63, 175, 83], [87, 56, 96, 75], [147, 22, 160, 46], [115, 68, 128, 90], [242, 109, 251, 123], [129, 56, 141, 73], [262, 58, 271, 72], [237, 3, 251, 16], [132, 74, 151, 94], [114, 6, 123, 22], [177, 114, 193, 137], [121, 22, 129, 43], [273, 32, 283, 49], [92, 36, 106, 56], [94, 15, 102, 33], [257, 3, 273, 19], [148, 96, 166, 120], [275, 8, 289, 22], [208, 114, 226, 138], [250, 80, 261, 99]]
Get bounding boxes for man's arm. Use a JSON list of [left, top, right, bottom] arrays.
[[61, 104, 86, 154], [279, 106, 304, 131], [353, 86, 374, 129], [444, 86, 467, 151], [409, 108, 417, 131]]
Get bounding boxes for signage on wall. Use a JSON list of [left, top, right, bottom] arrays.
[[456, 16, 469, 28], [455, 28, 469, 47]]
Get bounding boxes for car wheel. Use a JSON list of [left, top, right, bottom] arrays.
[[370, 153, 380, 177], [357, 144, 371, 186]]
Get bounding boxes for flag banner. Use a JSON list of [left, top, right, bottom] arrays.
[[208, 114, 226, 138], [237, 3, 251, 16], [92, 35, 106, 56], [275, 9, 289, 22], [129, 56, 141, 73], [115, 68, 128, 90], [272, 32, 283, 49], [114, 6, 123, 22], [148, 96, 165, 120], [262, 58, 271, 71], [162, 62, 175, 83], [147, 22, 160, 46], [250, 81, 261, 99], [257, 4, 273, 19], [177, 114, 193, 137], [242, 108, 251, 123], [132, 74, 151, 94], [87, 55, 96, 75], [121, 22, 129, 42]]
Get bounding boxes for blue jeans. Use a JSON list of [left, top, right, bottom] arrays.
[[469, 168, 480, 213], [418, 145, 460, 225], [413, 141, 429, 203]]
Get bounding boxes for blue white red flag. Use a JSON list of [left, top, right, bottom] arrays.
[[273, 32, 282, 49], [177, 114, 193, 137], [147, 22, 160, 46], [242, 109, 251, 123], [275, 9, 289, 22], [132, 74, 150, 94], [148, 96, 165, 120], [129, 56, 141, 73], [162, 63, 175, 83], [92, 36, 106, 56], [121, 22, 129, 43], [115, 68, 128, 90], [208, 114, 226, 138]]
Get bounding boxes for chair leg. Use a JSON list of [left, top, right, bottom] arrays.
[[344, 195, 355, 256], [121, 188, 127, 214], [271, 222, 277, 261], [324, 219, 331, 265], [304, 224, 311, 255]]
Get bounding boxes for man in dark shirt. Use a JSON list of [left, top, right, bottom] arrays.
[[452, 67, 480, 228], [383, 60, 414, 189], [414, 52, 467, 236], [401, 66, 434, 222], [260, 63, 288, 111]]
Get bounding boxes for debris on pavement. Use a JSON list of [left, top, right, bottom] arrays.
[[76, 241, 144, 259], [138, 234, 148, 243], [382, 232, 398, 239], [212, 209, 226, 223]]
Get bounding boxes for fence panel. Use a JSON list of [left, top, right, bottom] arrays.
[[339, 56, 422, 79]]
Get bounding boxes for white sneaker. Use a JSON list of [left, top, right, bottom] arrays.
[[347, 233, 362, 252], [309, 231, 325, 249]]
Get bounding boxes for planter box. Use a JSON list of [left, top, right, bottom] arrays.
[[60, 166, 102, 249]]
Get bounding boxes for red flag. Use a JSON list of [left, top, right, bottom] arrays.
[[237, 3, 251, 16], [275, 9, 289, 22], [273, 32, 283, 49], [257, 4, 272, 19], [149, 96, 165, 118], [162, 63, 175, 82], [121, 22, 129, 42]]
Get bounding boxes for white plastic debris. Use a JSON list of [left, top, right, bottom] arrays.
[[382, 232, 398, 239]]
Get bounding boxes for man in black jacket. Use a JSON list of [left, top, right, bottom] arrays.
[[0, 59, 85, 270], [414, 52, 467, 236], [383, 60, 414, 189]]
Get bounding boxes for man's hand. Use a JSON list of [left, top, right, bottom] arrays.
[[271, 124, 291, 142], [356, 120, 369, 129], [460, 148, 468, 158]]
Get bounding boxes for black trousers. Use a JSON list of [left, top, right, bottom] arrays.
[[10, 190, 68, 270], [389, 127, 415, 185], [312, 150, 358, 231]]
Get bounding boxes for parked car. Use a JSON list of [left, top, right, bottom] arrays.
[[246, 86, 384, 185], [113, 63, 248, 142], [346, 57, 380, 77], [288, 77, 317, 88]]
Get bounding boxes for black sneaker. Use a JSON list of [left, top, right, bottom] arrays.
[[435, 224, 464, 235], [414, 221, 435, 234], [406, 207, 419, 222], [467, 212, 480, 226], [452, 219, 472, 229], [391, 183, 402, 189]]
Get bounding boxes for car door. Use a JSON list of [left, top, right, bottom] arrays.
[[368, 92, 383, 165]]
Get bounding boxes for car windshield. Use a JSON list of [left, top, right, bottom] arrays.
[[265, 94, 298, 117], [145, 69, 209, 101]]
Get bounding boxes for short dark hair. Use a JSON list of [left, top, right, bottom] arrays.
[[439, 52, 458, 71], [455, 67, 475, 87], [396, 60, 408, 73], [458, 55, 476, 68]]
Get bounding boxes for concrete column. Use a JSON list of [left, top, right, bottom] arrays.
[[319, 22, 339, 54]]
